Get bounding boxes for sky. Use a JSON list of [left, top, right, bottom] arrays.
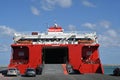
[[0, 0, 120, 65]]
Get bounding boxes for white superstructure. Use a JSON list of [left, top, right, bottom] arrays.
[[13, 24, 98, 44]]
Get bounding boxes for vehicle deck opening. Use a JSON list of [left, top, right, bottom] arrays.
[[42, 47, 68, 64]]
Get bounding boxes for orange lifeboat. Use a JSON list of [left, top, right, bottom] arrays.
[[78, 39, 94, 44], [17, 40, 32, 44]]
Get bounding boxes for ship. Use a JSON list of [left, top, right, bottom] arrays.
[[8, 24, 104, 75]]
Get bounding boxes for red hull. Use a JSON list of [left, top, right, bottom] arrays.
[[8, 43, 104, 74]]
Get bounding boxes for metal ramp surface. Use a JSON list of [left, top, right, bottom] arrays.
[[42, 64, 64, 75]]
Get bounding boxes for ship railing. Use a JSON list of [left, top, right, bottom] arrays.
[[32, 40, 97, 45], [14, 31, 97, 36], [14, 38, 98, 44], [13, 31, 98, 44], [14, 32, 97, 40]]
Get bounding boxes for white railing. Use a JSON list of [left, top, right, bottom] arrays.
[[13, 31, 98, 44], [14, 31, 96, 36]]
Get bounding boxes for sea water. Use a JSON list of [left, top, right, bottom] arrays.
[[103, 65, 120, 74]]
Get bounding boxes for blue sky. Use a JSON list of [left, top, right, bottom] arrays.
[[0, 0, 120, 65]]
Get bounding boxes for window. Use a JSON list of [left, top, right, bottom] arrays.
[[18, 51, 24, 56]]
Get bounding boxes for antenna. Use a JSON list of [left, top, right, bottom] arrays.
[[54, 19, 57, 24], [45, 23, 49, 29], [54, 19, 58, 27]]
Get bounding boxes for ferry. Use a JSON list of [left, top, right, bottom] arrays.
[[8, 24, 104, 75]]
